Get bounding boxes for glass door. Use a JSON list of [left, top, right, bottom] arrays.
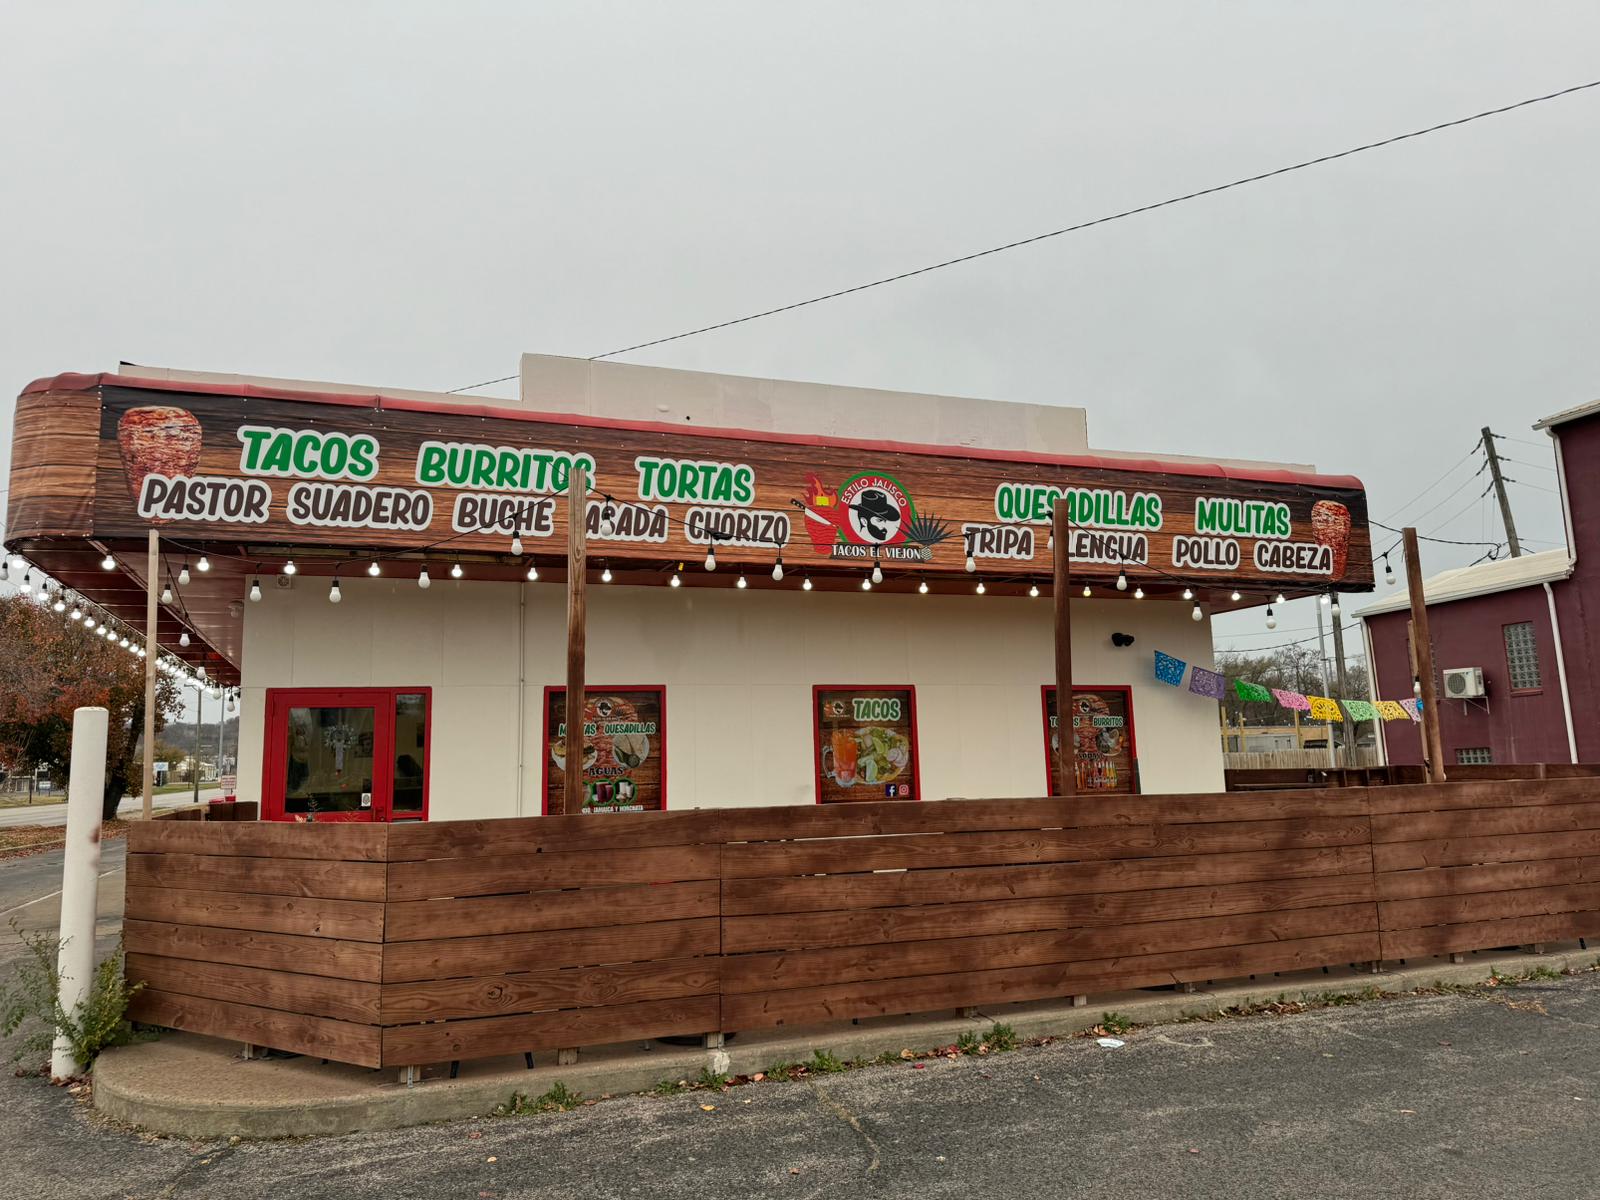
[[262, 689, 430, 822]]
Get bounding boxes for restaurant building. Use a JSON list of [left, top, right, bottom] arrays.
[[5, 356, 1373, 820]]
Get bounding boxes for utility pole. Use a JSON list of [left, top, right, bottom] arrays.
[[1481, 427, 1521, 557], [1314, 606, 1336, 769], [1328, 592, 1354, 766], [191, 682, 202, 806]]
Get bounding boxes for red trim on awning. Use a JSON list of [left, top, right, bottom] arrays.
[[20, 371, 1366, 491]]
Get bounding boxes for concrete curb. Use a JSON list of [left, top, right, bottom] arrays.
[[92, 944, 1599, 1139]]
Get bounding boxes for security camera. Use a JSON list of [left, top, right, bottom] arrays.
[[1111, 632, 1136, 648]]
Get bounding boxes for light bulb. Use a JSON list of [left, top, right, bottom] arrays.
[[179, 631, 190, 647], [160, 585, 173, 605], [976, 580, 986, 595], [1029, 584, 1040, 598], [367, 561, 381, 577], [249, 579, 262, 602], [737, 575, 748, 589], [178, 564, 190, 586], [1134, 586, 1145, 599], [197, 554, 211, 573], [418, 568, 431, 589], [282, 559, 297, 576], [69, 607, 81, 621], [95, 622, 106, 634], [965, 554, 976, 573], [918, 579, 929, 594], [526, 564, 538, 582], [1274, 593, 1286, 605], [601, 566, 613, 583], [1116, 571, 1128, 591], [669, 572, 681, 588], [1230, 590, 1242, 603], [52, 597, 65, 613], [1047, 532, 1054, 550], [871, 561, 883, 585], [1331, 599, 1341, 617], [19, 572, 30, 595], [511, 534, 524, 556], [861, 578, 872, 591], [1182, 588, 1193, 601], [451, 562, 463, 579], [1384, 556, 1396, 586], [802, 577, 813, 591], [1413, 677, 1423, 697], [704, 546, 717, 572], [772, 559, 784, 582], [329, 579, 342, 603], [599, 506, 617, 537], [101, 554, 116, 570], [1191, 603, 1203, 622], [119, 636, 129, 648], [0, 561, 6, 582], [1081, 585, 1091, 598], [1320, 593, 1331, 606], [1266, 605, 1277, 629]]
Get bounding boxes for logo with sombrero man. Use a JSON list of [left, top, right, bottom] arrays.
[[795, 471, 953, 562]]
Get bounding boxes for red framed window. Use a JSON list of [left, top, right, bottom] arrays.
[[1041, 685, 1139, 795], [812, 685, 921, 804], [541, 686, 667, 813], [261, 688, 431, 823]]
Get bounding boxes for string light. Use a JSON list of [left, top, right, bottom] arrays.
[[418, 567, 431, 589], [1229, 589, 1242, 602], [870, 555, 883, 585], [249, 579, 262, 602], [1413, 676, 1423, 697], [329, 578, 342, 604], [1115, 570, 1128, 592], [19, 571, 31, 595], [0, 560, 7, 583], [1320, 593, 1331, 606], [160, 584, 173, 605], [282, 559, 297, 576], [918, 578, 929, 594], [802, 576, 813, 591], [1182, 587, 1193, 601], [197, 554, 211, 573], [965, 553, 977, 573], [101, 553, 115, 570], [69, 606, 81, 622], [599, 503, 617, 538], [367, 561, 381, 577], [772, 551, 784, 582], [601, 564, 613, 583], [178, 563, 191, 586], [669, 570, 681, 588], [1274, 593, 1286, 605], [119, 636, 129, 649], [704, 544, 717, 572], [1383, 554, 1396, 586], [1029, 584, 1040, 598], [1330, 594, 1341, 617], [1081, 585, 1091, 598], [975, 580, 986, 595], [451, 562, 464, 579], [1265, 605, 1277, 629], [1133, 586, 1145, 599], [861, 577, 872, 591], [1191, 602, 1203, 622], [178, 631, 190, 646], [510, 530, 524, 556], [526, 563, 538, 582]]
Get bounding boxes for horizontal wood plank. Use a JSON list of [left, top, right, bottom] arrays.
[[382, 917, 721, 983], [123, 919, 382, 982], [722, 846, 1374, 916], [130, 989, 382, 1068], [380, 994, 719, 1065], [1376, 856, 1600, 901], [386, 810, 721, 860], [1379, 882, 1600, 931], [124, 886, 384, 942], [1366, 778, 1598, 816], [1373, 801, 1600, 845], [723, 818, 1371, 879], [381, 958, 719, 1023], [127, 852, 385, 901], [127, 821, 386, 861], [385, 844, 720, 901], [1379, 910, 1600, 960], [127, 953, 380, 1024], [1375, 829, 1600, 873], [385, 879, 719, 942]]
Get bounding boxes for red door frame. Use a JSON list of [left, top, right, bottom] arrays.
[[261, 687, 432, 823]]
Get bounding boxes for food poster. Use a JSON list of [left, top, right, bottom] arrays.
[[814, 687, 919, 803], [1042, 686, 1137, 795], [544, 687, 665, 813]]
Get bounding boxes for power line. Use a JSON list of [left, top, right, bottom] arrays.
[[1381, 445, 1482, 526], [569, 77, 1600, 364]]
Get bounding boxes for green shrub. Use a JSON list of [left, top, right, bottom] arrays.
[[497, 1081, 583, 1115], [806, 1048, 847, 1074], [1099, 1011, 1134, 1035], [0, 920, 145, 1072], [985, 1022, 1020, 1051]]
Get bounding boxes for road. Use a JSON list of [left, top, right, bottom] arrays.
[[0, 843, 1593, 1200], [0, 788, 222, 828]]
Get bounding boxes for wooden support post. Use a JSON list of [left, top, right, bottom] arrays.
[[1402, 528, 1447, 783], [399, 1064, 420, 1087], [1052, 500, 1075, 797], [563, 466, 588, 816], [557, 1047, 578, 1066], [702, 1032, 725, 1049], [1069, 994, 1088, 1008], [143, 530, 158, 821], [1178, 981, 1198, 994], [1449, 953, 1466, 964], [958, 1006, 979, 1019]]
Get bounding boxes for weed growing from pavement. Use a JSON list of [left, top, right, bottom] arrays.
[[496, 1082, 584, 1115], [1098, 1011, 1136, 1035]]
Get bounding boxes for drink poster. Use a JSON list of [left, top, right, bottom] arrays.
[[543, 687, 665, 813], [1042, 686, 1137, 795], [814, 686, 919, 804]]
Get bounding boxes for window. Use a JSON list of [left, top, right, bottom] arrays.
[[262, 688, 431, 822], [1042, 686, 1138, 795], [814, 686, 920, 804], [1503, 622, 1542, 691], [542, 687, 666, 813], [1457, 747, 1494, 765]]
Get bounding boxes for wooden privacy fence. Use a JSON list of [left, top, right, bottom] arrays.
[[124, 777, 1600, 1072]]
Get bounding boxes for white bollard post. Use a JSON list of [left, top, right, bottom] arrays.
[[52, 707, 108, 1081]]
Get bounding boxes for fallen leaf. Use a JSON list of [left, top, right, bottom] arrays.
[[1397, 1109, 1416, 1114], [468, 1131, 483, 1140], [486, 1156, 497, 1163], [935, 1155, 947, 1163], [700, 1104, 717, 1111], [899, 1049, 915, 1060], [1188, 1148, 1200, 1154], [751, 1072, 766, 1082], [789, 1168, 801, 1175], [912, 1063, 926, 1070]]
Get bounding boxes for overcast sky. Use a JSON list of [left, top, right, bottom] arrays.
[[2, 2, 1593, 676]]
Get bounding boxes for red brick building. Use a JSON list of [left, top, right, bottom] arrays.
[[1357, 400, 1598, 767]]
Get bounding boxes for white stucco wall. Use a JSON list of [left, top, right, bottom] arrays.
[[236, 578, 1224, 819]]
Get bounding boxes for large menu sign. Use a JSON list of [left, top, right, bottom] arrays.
[[8, 381, 1373, 591], [542, 687, 665, 813], [814, 686, 919, 804], [1042, 685, 1137, 795]]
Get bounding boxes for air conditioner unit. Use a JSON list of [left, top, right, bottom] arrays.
[[1443, 667, 1486, 699]]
